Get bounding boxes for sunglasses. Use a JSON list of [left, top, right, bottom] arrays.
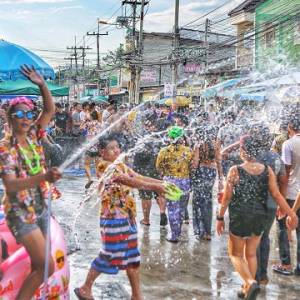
[[12, 110, 35, 120], [56, 256, 64, 263]]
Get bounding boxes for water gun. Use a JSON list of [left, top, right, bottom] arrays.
[[164, 182, 183, 201]]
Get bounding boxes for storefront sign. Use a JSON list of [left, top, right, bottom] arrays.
[[164, 83, 175, 97], [184, 63, 202, 73], [141, 69, 157, 83]]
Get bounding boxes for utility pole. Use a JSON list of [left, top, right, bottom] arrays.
[[87, 20, 108, 69], [204, 18, 210, 71], [122, 0, 149, 104], [134, 0, 146, 104], [172, 0, 180, 105]]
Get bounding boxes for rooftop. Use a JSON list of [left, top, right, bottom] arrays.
[[228, 0, 265, 16]]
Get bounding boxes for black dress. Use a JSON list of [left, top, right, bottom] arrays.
[[229, 165, 269, 238]]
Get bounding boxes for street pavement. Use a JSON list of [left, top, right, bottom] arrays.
[[53, 175, 300, 300]]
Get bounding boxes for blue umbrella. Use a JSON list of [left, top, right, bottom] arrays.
[[0, 40, 55, 80]]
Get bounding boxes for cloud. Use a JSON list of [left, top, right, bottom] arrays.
[[144, 0, 245, 32], [1, 0, 74, 3]]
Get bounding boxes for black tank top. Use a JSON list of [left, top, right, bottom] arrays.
[[229, 165, 268, 214]]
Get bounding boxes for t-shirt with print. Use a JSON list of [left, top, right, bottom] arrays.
[[97, 161, 137, 220], [282, 135, 300, 200]]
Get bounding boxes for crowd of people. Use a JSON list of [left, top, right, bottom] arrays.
[[0, 67, 300, 300]]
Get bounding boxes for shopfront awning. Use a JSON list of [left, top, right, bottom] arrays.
[[201, 78, 242, 98], [238, 91, 266, 102], [0, 79, 69, 97]]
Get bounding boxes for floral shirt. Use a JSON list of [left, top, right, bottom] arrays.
[[156, 144, 192, 178], [97, 160, 136, 220], [0, 127, 59, 224]]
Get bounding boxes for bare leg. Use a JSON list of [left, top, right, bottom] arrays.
[[156, 196, 166, 214], [141, 199, 151, 224], [228, 233, 256, 289], [78, 268, 100, 299], [126, 266, 143, 300], [245, 235, 262, 279], [84, 155, 92, 183], [16, 229, 54, 300]]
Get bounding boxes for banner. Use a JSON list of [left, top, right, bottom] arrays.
[[164, 83, 175, 97]]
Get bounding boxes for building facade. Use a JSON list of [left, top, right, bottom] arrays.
[[255, 0, 300, 70]]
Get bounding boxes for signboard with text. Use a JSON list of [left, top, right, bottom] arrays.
[[141, 69, 157, 83], [164, 83, 175, 97]]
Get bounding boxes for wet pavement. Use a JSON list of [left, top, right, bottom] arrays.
[[53, 175, 300, 300]]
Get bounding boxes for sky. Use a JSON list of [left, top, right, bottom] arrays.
[[0, 0, 244, 68]]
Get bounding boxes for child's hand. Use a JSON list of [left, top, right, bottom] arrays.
[[155, 183, 166, 195]]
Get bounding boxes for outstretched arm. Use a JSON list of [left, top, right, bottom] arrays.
[[113, 173, 165, 195], [21, 65, 55, 129]]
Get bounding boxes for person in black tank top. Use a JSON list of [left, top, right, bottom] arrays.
[[215, 135, 298, 300]]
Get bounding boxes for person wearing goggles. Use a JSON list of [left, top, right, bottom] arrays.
[[0, 65, 62, 299]]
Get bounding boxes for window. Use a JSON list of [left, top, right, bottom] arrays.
[[263, 22, 276, 48]]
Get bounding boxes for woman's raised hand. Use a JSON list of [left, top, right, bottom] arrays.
[[21, 65, 45, 88]]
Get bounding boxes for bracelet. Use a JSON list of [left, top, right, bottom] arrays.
[[216, 215, 224, 221]]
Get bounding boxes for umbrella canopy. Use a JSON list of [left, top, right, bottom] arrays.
[[246, 72, 300, 88], [0, 40, 55, 80], [92, 95, 108, 103], [201, 78, 242, 98], [238, 92, 266, 102], [156, 97, 191, 106], [0, 79, 69, 97]]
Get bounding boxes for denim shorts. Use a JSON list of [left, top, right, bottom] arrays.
[[7, 209, 48, 243]]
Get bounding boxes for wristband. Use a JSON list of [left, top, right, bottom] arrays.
[[216, 215, 224, 221]]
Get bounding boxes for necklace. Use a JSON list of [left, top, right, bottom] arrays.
[[17, 138, 42, 176]]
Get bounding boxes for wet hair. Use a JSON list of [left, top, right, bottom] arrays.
[[91, 111, 98, 121], [240, 135, 260, 159], [98, 134, 119, 150], [176, 114, 189, 126], [82, 101, 89, 109], [89, 102, 96, 109], [55, 103, 62, 109], [248, 122, 272, 150], [288, 113, 300, 131]]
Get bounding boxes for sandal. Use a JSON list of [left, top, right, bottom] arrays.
[[74, 288, 94, 300], [140, 220, 150, 226], [272, 264, 293, 275]]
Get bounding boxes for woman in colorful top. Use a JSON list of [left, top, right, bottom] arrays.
[[0, 66, 61, 300], [216, 135, 298, 300], [75, 134, 166, 300], [156, 126, 193, 243]]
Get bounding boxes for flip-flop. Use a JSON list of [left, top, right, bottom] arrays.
[[74, 288, 94, 300], [140, 220, 150, 226], [245, 282, 260, 300]]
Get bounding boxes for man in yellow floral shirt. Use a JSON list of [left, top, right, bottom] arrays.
[[156, 126, 193, 243]]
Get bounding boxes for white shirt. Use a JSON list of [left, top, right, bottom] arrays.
[[282, 134, 300, 200]]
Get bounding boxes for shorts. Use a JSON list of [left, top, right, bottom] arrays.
[[229, 210, 267, 238], [138, 190, 158, 201], [92, 218, 140, 274], [6, 209, 48, 243]]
